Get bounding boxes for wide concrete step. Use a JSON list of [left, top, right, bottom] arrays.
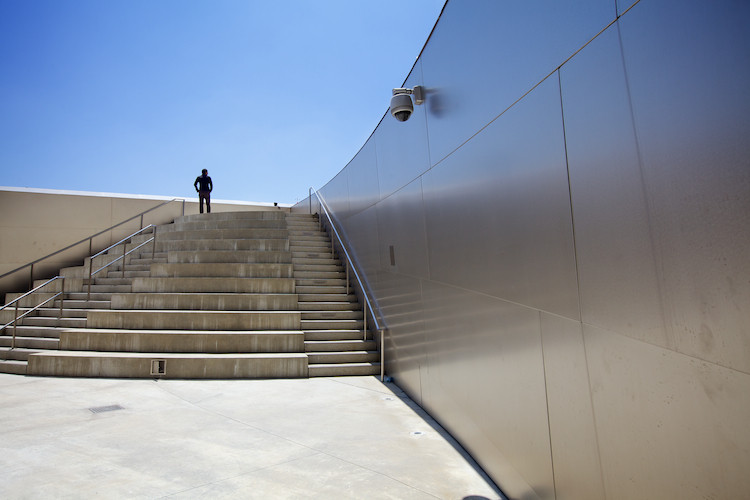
[[91, 278, 134, 285], [0, 335, 59, 349], [308, 362, 379, 377], [300, 319, 363, 330], [301, 311, 362, 320], [53, 299, 111, 309], [167, 219, 286, 231], [150, 263, 293, 278], [154, 228, 289, 241], [298, 293, 357, 302], [296, 278, 347, 286], [0, 347, 38, 361], [289, 240, 330, 249], [296, 286, 349, 294], [153, 239, 289, 253], [131, 277, 295, 294], [298, 302, 361, 311], [87, 310, 301, 331], [294, 272, 345, 280], [292, 264, 342, 272], [27, 351, 308, 379], [307, 351, 380, 364], [304, 330, 364, 341], [167, 250, 292, 264], [0, 359, 27, 375], [34, 308, 88, 318], [292, 258, 341, 266], [65, 292, 113, 301], [176, 211, 287, 223], [104, 270, 151, 278], [85, 284, 132, 293], [60, 328, 305, 353], [18, 317, 87, 328], [305, 340, 377, 352], [111, 293, 298, 311], [5, 326, 62, 339]]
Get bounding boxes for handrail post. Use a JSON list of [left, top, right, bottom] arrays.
[[380, 327, 385, 382], [346, 261, 349, 295], [363, 299, 368, 341], [89, 237, 93, 256], [29, 264, 34, 290], [309, 188, 312, 214], [87, 257, 93, 302], [152, 226, 157, 260], [59, 277, 65, 318], [12, 302, 18, 349], [140, 214, 144, 229], [182, 199, 185, 216], [122, 242, 127, 276]]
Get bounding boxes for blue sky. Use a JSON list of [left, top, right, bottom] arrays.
[[0, 0, 444, 204]]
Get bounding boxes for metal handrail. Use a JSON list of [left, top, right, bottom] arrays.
[[1, 276, 65, 349], [309, 188, 387, 381], [87, 225, 157, 301], [0, 197, 184, 290]]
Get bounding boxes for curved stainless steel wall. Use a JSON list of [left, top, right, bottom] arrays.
[[294, 1, 750, 498]]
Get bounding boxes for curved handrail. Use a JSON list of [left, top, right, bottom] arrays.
[[309, 188, 387, 380], [0, 197, 184, 289], [87, 225, 156, 300], [1, 275, 65, 348]]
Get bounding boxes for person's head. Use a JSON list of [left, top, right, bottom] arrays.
[[202, 169, 208, 176]]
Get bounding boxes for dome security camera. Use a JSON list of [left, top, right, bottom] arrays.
[[390, 93, 413, 122], [390, 86, 425, 122]]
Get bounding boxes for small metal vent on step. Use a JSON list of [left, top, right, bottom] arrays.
[[151, 359, 167, 376], [89, 404, 124, 414]]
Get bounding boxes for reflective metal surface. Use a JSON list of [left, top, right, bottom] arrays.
[[294, 0, 750, 497]]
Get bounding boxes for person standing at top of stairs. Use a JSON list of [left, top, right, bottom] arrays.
[[194, 169, 213, 213]]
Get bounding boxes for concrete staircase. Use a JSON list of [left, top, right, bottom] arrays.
[[0, 212, 379, 378]]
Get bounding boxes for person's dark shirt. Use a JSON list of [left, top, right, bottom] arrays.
[[194, 175, 212, 192]]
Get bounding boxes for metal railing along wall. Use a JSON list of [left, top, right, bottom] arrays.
[[0, 197, 184, 293], [0, 276, 65, 349], [309, 188, 388, 381], [87, 224, 158, 301]]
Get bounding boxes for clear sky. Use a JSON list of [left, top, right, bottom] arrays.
[[0, 0, 445, 205]]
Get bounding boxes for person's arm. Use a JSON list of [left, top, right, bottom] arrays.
[[194, 178, 200, 191], [208, 177, 213, 192]]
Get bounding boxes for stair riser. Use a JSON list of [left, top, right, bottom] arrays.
[[308, 353, 379, 363], [151, 263, 293, 278], [111, 293, 298, 311], [27, 353, 308, 379], [166, 220, 286, 231], [88, 310, 301, 331], [167, 251, 292, 264], [154, 239, 289, 252], [154, 229, 289, 241], [131, 278, 295, 294], [61, 330, 304, 353]]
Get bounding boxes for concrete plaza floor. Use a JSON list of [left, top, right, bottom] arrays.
[[0, 374, 503, 499]]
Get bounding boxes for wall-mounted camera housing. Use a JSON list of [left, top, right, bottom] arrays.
[[390, 86, 425, 122]]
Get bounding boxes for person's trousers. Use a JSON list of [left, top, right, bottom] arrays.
[[199, 191, 211, 213]]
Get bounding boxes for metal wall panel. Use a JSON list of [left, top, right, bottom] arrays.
[[375, 179, 430, 280], [540, 313, 604, 500], [375, 272, 426, 404], [375, 64, 432, 200], [561, 24, 670, 348], [420, 280, 553, 499], [319, 168, 351, 222], [345, 138, 380, 217], [422, 75, 579, 320], [618, 0, 750, 372], [420, 0, 615, 165], [584, 323, 750, 499], [293, 0, 750, 497]]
